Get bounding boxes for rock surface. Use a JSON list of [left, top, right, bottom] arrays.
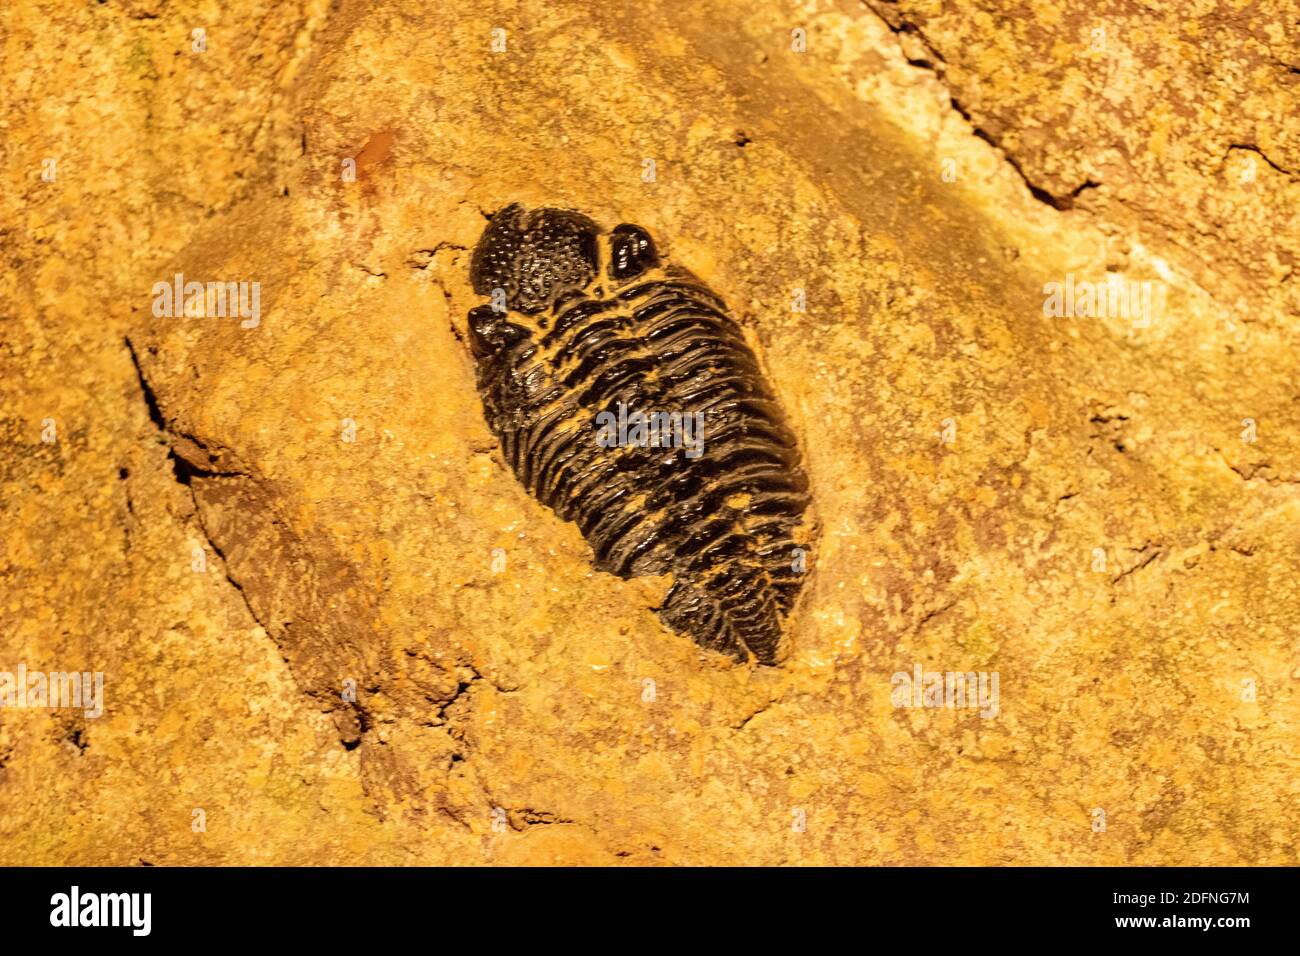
[[1, 0, 1296, 864]]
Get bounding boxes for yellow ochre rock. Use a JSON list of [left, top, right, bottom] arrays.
[[0, 0, 1296, 864]]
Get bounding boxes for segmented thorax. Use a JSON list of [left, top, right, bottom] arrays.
[[467, 204, 811, 664]]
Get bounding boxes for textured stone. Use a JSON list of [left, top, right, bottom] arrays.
[[1, 0, 1296, 865]]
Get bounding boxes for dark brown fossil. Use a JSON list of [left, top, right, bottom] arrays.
[[467, 204, 811, 664]]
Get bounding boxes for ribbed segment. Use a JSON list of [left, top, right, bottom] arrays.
[[474, 264, 810, 664]]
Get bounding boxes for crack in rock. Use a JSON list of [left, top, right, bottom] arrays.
[[124, 336, 379, 754], [863, 1, 1102, 210]]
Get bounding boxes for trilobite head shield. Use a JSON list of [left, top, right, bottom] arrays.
[[468, 204, 662, 358], [470, 204, 601, 314]]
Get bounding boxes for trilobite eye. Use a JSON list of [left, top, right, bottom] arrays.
[[609, 224, 659, 279], [468, 305, 529, 358]]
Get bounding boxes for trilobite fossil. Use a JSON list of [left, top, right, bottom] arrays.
[[467, 203, 812, 664]]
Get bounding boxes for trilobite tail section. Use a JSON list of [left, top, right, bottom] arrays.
[[659, 575, 784, 665]]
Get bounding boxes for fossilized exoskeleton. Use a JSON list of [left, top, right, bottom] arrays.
[[467, 204, 812, 664]]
